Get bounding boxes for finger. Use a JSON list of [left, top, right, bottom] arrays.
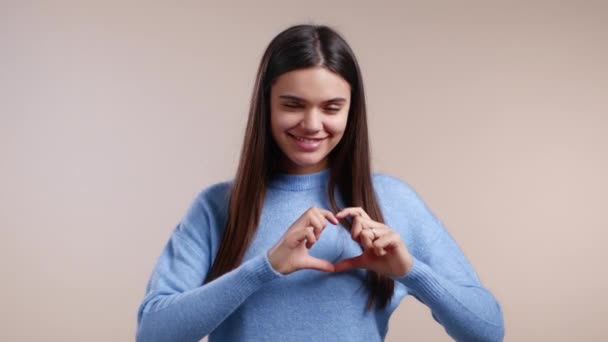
[[304, 227, 317, 249], [344, 215, 380, 240], [336, 207, 363, 219], [351, 218, 375, 251], [373, 232, 400, 251], [357, 218, 391, 238], [295, 226, 317, 246], [306, 212, 325, 232], [315, 211, 327, 239], [319, 208, 339, 225], [366, 224, 392, 245], [354, 216, 385, 231], [302, 255, 335, 272], [369, 224, 390, 237], [336, 207, 370, 220], [365, 228, 386, 256], [334, 255, 365, 273], [353, 218, 377, 252], [359, 228, 375, 250], [351, 215, 364, 241], [373, 240, 387, 256], [350, 217, 388, 254], [308, 212, 323, 239]]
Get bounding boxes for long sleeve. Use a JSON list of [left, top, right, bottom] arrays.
[[135, 184, 284, 342], [393, 234, 505, 341], [374, 174, 505, 341]]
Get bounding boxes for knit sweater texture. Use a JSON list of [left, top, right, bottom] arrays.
[[136, 169, 504, 341]]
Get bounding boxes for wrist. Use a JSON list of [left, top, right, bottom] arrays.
[[266, 249, 287, 274], [391, 252, 414, 278]]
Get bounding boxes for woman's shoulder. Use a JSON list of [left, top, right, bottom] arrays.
[[371, 171, 418, 199], [371, 171, 445, 247], [178, 179, 233, 235], [191, 179, 234, 211], [371, 171, 436, 217]]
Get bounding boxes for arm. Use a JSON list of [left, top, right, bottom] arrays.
[[390, 181, 505, 341], [135, 186, 284, 342], [393, 235, 504, 341]]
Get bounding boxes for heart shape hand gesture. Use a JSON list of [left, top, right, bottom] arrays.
[[267, 206, 413, 278]]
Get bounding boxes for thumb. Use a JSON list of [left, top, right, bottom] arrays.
[[334, 255, 366, 273], [300, 255, 335, 273]]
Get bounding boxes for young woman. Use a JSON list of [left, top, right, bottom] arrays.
[[136, 24, 504, 342]]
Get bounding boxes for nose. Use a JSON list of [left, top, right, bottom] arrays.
[[300, 108, 322, 133]]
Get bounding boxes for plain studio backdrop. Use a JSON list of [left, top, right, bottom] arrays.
[[1, 1, 607, 341]]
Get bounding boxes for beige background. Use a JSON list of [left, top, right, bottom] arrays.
[[2, 1, 607, 341]]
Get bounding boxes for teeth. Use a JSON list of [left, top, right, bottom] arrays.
[[298, 137, 314, 142], [293, 135, 320, 143]]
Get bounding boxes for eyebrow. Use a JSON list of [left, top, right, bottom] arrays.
[[278, 95, 347, 104]]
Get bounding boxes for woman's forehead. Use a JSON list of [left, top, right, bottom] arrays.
[[271, 67, 351, 103]]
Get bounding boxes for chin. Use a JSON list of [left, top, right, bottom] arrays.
[[293, 150, 326, 162]]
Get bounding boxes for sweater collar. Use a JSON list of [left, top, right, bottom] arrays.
[[268, 168, 330, 191]]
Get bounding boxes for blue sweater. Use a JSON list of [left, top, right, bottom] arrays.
[[136, 169, 504, 341]]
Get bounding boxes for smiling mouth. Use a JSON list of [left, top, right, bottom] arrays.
[[287, 133, 328, 152], [288, 133, 328, 142]]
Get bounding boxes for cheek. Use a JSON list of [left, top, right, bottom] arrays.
[[270, 114, 287, 141], [271, 112, 297, 132], [326, 116, 348, 136]]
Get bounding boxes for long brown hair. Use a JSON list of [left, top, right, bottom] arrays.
[[204, 24, 394, 310]]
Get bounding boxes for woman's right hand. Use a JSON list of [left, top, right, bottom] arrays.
[[267, 206, 339, 275]]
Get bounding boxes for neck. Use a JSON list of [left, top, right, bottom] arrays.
[[277, 156, 329, 175], [268, 168, 330, 191]]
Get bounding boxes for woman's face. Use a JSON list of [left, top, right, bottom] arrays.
[[270, 66, 351, 174]]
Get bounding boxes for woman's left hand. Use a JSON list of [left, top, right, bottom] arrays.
[[334, 207, 414, 278]]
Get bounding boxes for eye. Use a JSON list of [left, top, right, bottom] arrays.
[[326, 106, 341, 112], [283, 102, 302, 109]]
